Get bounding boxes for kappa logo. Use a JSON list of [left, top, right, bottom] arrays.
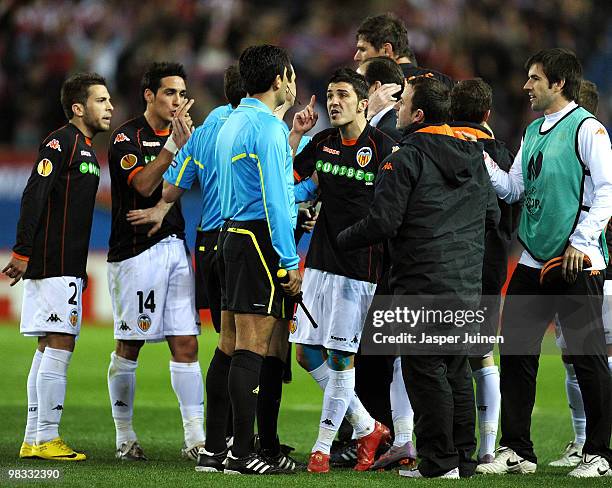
[[322, 145, 340, 155], [595, 128, 606, 135], [120, 154, 138, 170], [527, 151, 543, 181], [37, 158, 53, 177], [252, 385, 260, 395], [80, 150, 92, 157], [351, 335, 359, 344], [330, 335, 346, 342], [51, 404, 63, 411], [114, 400, 128, 407], [322, 419, 335, 427], [46, 313, 62, 323], [356, 147, 373, 167], [114, 133, 130, 144], [46, 139, 61, 152], [68, 309, 79, 327], [382, 161, 393, 171], [118, 321, 131, 331], [391, 145, 400, 153], [137, 314, 151, 332], [142, 141, 161, 147]]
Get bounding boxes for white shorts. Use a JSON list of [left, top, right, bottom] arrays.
[[555, 280, 612, 349], [20, 277, 84, 337], [107, 236, 200, 342], [288, 268, 376, 353]]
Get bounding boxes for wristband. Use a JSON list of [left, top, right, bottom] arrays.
[[163, 136, 178, 155]]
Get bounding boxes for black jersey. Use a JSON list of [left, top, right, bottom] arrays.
[[294, 124, 398, 283], [13, 124, 100, 279], [108, 115, 185, 262], [400, 62, 454, 90]]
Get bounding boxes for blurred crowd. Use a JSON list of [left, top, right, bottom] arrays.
[[0, 0, 610, 153]]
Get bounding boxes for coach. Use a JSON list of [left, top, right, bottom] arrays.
[[337, 77, 499, 479]]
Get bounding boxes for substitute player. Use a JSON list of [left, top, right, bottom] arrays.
[[477, 48, 612, 478], [291, 68, 397, 473], [3, 73, 113, 461], [105, 62, 202, 462]]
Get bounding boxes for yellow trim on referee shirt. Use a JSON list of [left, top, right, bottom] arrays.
[[227, 227, 275, 314], [175, 156, 191, 186], [230, 153, 274, 238], [194, 159, 204, 169]]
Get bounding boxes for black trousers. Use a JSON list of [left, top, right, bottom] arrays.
[[499, 264, 611, 463], [401, 353, 477, 477], [355, 352, 394, 431]]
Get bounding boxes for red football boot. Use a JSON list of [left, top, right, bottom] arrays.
[[308, 451, 330, 473], [354, 421, 391, 471]]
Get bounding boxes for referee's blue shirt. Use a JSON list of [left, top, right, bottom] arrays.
[[163, 104, 231, 232], [216, 97, 299, 270]]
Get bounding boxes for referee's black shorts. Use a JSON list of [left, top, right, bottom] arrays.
[[223, 219, 295, 320], [195, 228, 222, 332]]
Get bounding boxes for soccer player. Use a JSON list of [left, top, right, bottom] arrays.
[[448, 78, 518, 465], [211, 45, 313, 475], [549, 79, 612, 468], [290, 68, 398, 473], [354, 13, 454, 123], [337, 76, 499, 479], [105, 62, 203, 462], [477, 48, 612, 478], [3, 73, 113, 461]]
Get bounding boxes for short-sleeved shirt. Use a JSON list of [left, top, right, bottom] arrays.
[[14, 123, 101, 279], [164, 104, 231, 232], [294, 124, 398, 282], [216, 97, 298, 270], [108, 115, 185, 262]]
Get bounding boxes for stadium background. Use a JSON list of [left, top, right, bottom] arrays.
[[0, 0, 610, 320], [0, 1, 611, 485]]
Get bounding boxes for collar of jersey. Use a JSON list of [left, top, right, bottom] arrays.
[[238, 97, 273, 114]]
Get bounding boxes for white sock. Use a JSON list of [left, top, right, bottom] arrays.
[[108, 352, 138, 448], [390, 357, 413, 446], [608, 356, 612, 374], [309, 362, 330, 390], [473, 365, 500, 457], [564, 362, 586, 445], [309, 362, 375, 440], [24, 349, 44, 445], [36, 347, 71, 444], [313, 369, 355, 454], [170, 361, 205, 448]]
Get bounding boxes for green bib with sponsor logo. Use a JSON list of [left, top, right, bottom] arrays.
[[519, 106, 592, 261]]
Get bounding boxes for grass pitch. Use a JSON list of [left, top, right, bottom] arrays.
[[0, 323, 608, 487]]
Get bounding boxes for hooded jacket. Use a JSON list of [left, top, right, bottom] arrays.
[[337, 123, 499, 298]]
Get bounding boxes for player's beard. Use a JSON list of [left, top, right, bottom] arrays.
[[82, 111, 107, 135]]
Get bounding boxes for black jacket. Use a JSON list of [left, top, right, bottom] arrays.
[[337, 123, 499, 298], [448, 121, 519, 295]]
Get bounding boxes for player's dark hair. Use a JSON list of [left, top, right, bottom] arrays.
[[224, 64, 246, 108], [60, 72, 107, 120], [141, 62, 186, 108], [356, 13, 411, 59], [238, 45, 293, 96], [362, 56, 404, 100], [578, 79, 598, 115], [408, 77, 450, 123], [524, 48, 582, 102], [450, 79, 492, 123], [328, 68, 369, 102]]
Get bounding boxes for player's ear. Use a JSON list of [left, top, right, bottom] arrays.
[[144, 88, 155, 105], [382, 42, 394, 58], [71, 103, 85, 118], [483, 109, 491, 123], [414, 108, 425, 123], [358, 98, 368, 113], [272, 74, 282, 92]]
